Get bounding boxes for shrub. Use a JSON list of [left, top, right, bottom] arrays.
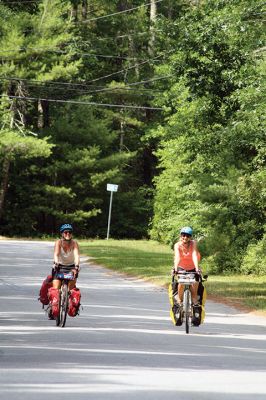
[[240, 234, 266, 275]]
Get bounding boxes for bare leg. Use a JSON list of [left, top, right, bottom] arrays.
[[53, 279, 61, 289], [191, 282, 199, 304], [177, 284, 184, 304], [68, 279, 77, 290]]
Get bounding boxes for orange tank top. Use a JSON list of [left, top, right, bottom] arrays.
[[177, 240, 200, 271]]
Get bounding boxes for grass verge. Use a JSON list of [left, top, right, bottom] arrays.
[[80, 239, 266, 313]]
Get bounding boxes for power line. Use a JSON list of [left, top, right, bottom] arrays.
[[0, 46, 151, 61], [3, 95, 163, 110], [80, 27, 163, 42], [0, 76, 96, 89], [0, 78, 164, 99], [116, 29, 163, 39], [25, 84, 159, 96], [9, 82, 158, 98], [122, 74, 173, 87], [0, 51, 168, 88], [84, 54, 164, 84], [82, 0, 164, 24], [77, 50, 174, 85], [0, 74, 173, 91], [0, 46, 172, 86]]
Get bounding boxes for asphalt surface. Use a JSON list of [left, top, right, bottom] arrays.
[[0, 240, 266, 400]]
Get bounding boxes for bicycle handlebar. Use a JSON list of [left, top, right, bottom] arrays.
[[171, 269, 208, 282]]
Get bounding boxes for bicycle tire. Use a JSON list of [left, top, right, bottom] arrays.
[[56, 312, 60, 326], [184, 289, 191, 334], [59, 282, 68, 328], [55, 291, 61, 326]]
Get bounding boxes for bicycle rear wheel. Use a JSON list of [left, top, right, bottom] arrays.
[[59, 282, 68, 327], [183, 289, 191, 334]]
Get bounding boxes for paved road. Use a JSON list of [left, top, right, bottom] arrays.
[[0, 240, 266, 400]]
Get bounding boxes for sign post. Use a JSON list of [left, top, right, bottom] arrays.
[[106, 184, 118, 240]]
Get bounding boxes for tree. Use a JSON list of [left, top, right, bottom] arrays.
[[0, 129, 52, 220], [0, 0, 81, 231], [150, 0, 266, 272]]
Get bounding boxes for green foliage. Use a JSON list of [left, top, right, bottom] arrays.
[[0, 1, 136, 237], [80, 239, 173, 284], [80, 239, 266, 311], [0, 0, 265, 273], [240, 233, 266, 275], [150, 0, 266, 274], [0, 0, 80, 81], [0, 130, 53, 160]]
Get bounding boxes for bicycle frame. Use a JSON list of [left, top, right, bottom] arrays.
[[54, 272, 74, 328], [177, 272, 197, 334]]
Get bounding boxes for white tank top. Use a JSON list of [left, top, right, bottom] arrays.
[[58, 240, 75, 266]]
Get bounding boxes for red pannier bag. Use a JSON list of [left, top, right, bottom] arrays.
[[39, 275, 53, 306], [68, 288, 81, 317], [48, 287, 60, 317]]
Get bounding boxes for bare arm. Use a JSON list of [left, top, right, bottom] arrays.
[[53, 240, 61, 264], [174, 242, 180, 271], [73, 241, 80, 268], [192, 241, 199, 271]]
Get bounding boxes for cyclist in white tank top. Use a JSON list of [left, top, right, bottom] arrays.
[[58, 239, 76, 266], [53, 223, 80, 290]]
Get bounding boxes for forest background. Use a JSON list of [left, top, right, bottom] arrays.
[[0, 0, 265, 275]]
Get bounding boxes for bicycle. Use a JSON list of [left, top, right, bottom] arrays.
[[172, 271, 207, 334], [54, 271, 75, 328]]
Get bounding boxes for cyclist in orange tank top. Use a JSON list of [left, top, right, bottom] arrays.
[[173, 226, 200, 305]]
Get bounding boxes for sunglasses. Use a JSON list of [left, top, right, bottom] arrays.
[[63, 231, 72, 234], [181, 233, 191, 238]]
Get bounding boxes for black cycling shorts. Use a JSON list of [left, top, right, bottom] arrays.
[[58, 264, 75, 273]]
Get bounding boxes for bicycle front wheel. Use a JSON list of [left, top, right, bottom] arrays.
[[59, 282, 68, 328], [55, 290, 61, 327], [183, 289, 191, 334]]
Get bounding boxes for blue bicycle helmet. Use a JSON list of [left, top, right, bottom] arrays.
[[180, 226, 193, 236], [60, 223, 73, 233]]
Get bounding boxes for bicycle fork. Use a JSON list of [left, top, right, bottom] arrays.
[[183, 287, 192, 315]]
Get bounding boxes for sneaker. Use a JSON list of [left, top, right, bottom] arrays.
[[175, 302, 183, 311], [192, 302, 200, 307]]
